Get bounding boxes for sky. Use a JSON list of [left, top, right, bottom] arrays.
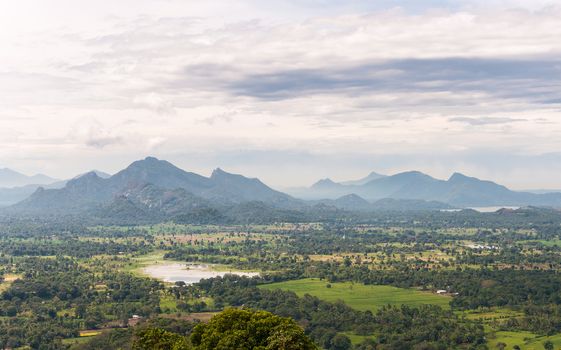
[[1, 0, 561, 189]]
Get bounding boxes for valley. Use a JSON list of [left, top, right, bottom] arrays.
[[2, 159, 561, 349], [2, 217, 561, 349]]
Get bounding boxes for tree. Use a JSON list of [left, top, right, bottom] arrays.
[[190, 308, 317, 350], [544, 340, 554, 350], [133, 328, 191, 350], [331, 334, 352, 350]]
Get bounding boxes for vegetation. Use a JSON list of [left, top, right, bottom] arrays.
[[2, 210, 561, 348], [259, 278, 451, 311], [191, 308, 317, 349]]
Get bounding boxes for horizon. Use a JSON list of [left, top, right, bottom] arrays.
[[3, 155, 561, 192], [3, 1, 561, 189]]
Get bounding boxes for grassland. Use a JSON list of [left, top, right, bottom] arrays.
[[488, 330, 561, 349], [341, 332, 374, 345], [259, 278, 451, 312], [0, 273, 21, 292]]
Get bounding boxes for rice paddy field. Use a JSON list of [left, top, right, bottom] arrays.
[[259, 278, 451, 312], [488, 331, 561, 349]]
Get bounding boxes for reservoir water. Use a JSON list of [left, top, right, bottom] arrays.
[[143, 263, 259, 284]]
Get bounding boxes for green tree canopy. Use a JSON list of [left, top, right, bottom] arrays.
[[190, 308, 317, 350], [133, 328, 191, 350]]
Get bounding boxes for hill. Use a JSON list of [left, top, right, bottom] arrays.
[[289, 170, 561, 207], [10, 157, 302, 216], [0, 168, 58, 188]]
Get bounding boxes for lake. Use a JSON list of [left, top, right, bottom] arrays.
[[143, 263, 259, 284], [469, 206, 520, 213]]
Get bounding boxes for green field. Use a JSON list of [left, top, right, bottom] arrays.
[[488, 330, 561, 349], [259, 278, 451, 312]]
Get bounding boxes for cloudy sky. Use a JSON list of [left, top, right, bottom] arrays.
[[1, 0, 561, 189]]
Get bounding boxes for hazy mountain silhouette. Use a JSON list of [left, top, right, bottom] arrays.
[[12, 157, 301, 213], [340, 171, 386, 186], [8, 158, 561, 216], [0, 168, 58, 188], [288, 170, 561, 207]]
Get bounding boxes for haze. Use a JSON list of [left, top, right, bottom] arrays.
[[2, 0, 561, 189]]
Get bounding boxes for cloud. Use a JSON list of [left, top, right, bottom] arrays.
[[200, 110, 237, 125], [449, 116, 527, 125], [3, 1, 561, 187], [78, 121, 124, 149], [146, 136, 166, 150], [226, 58, 561, 103], [85, 135, 123, 149], [133, 93, 175, 114]]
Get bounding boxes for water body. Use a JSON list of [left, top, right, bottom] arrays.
[[143, 263, 259, 284], [469, 206, 520, 213]]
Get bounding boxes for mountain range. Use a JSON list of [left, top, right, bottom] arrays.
[[9, 157, 301, 215], [0, 168, 58, 188], [3, 157, 561, 222], [0, 170, 111, 207], [287, 171, 561, 207]]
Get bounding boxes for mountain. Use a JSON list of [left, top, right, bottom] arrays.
[[74, 170, 111, 180], [287, 172, 386, 199], [314, 194, 452, 211], [15, 172, 110, 212], [0, 170, 110, 207], [10, 157, 301, 214], [0, 185, 39, 207], [312, 193, 372, 211], [0, 168, 58, 188], [0, 183, 66, 207], [371, 198, 452, 211], [289, 170, 561, 208], [341, 171, 386, 186], [333, 194, 372, 210], [7, 158, 561, 217], [304, 178, 350, 199], [207, 168, 298, 206], [94, 183, 214, 224]]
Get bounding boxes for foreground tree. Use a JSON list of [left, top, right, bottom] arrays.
[[133, 328, 191, 350], [190, 308, 318, 350]]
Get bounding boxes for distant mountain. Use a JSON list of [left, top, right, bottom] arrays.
[[0, 168, 58, 188], [311, 178, 340, 189], [312, 194, 372, 211], [341, 171, 386, 186], [521, 189, 561, 194], [10, 157, 301, 214], [0, 170, 110, 207], [303, 178, 350, 199], [314, 194, 452, 211], [207, 168, 298, 207], [371, 198, 452, 211], [287, 172, 387, 199], [0, 183, 66, 207], [7, 158, 561, 217], [334, 194, 372, 210], [73, 170, 112, 180], [288, 170, 561, 208], [94, 183, 214, 224]]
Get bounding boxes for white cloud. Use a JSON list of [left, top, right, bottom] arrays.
[[1, 1, 561, 188], [133, 93, 175, 114]]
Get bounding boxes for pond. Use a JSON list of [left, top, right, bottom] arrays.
[[143, 263, 259, 284]]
